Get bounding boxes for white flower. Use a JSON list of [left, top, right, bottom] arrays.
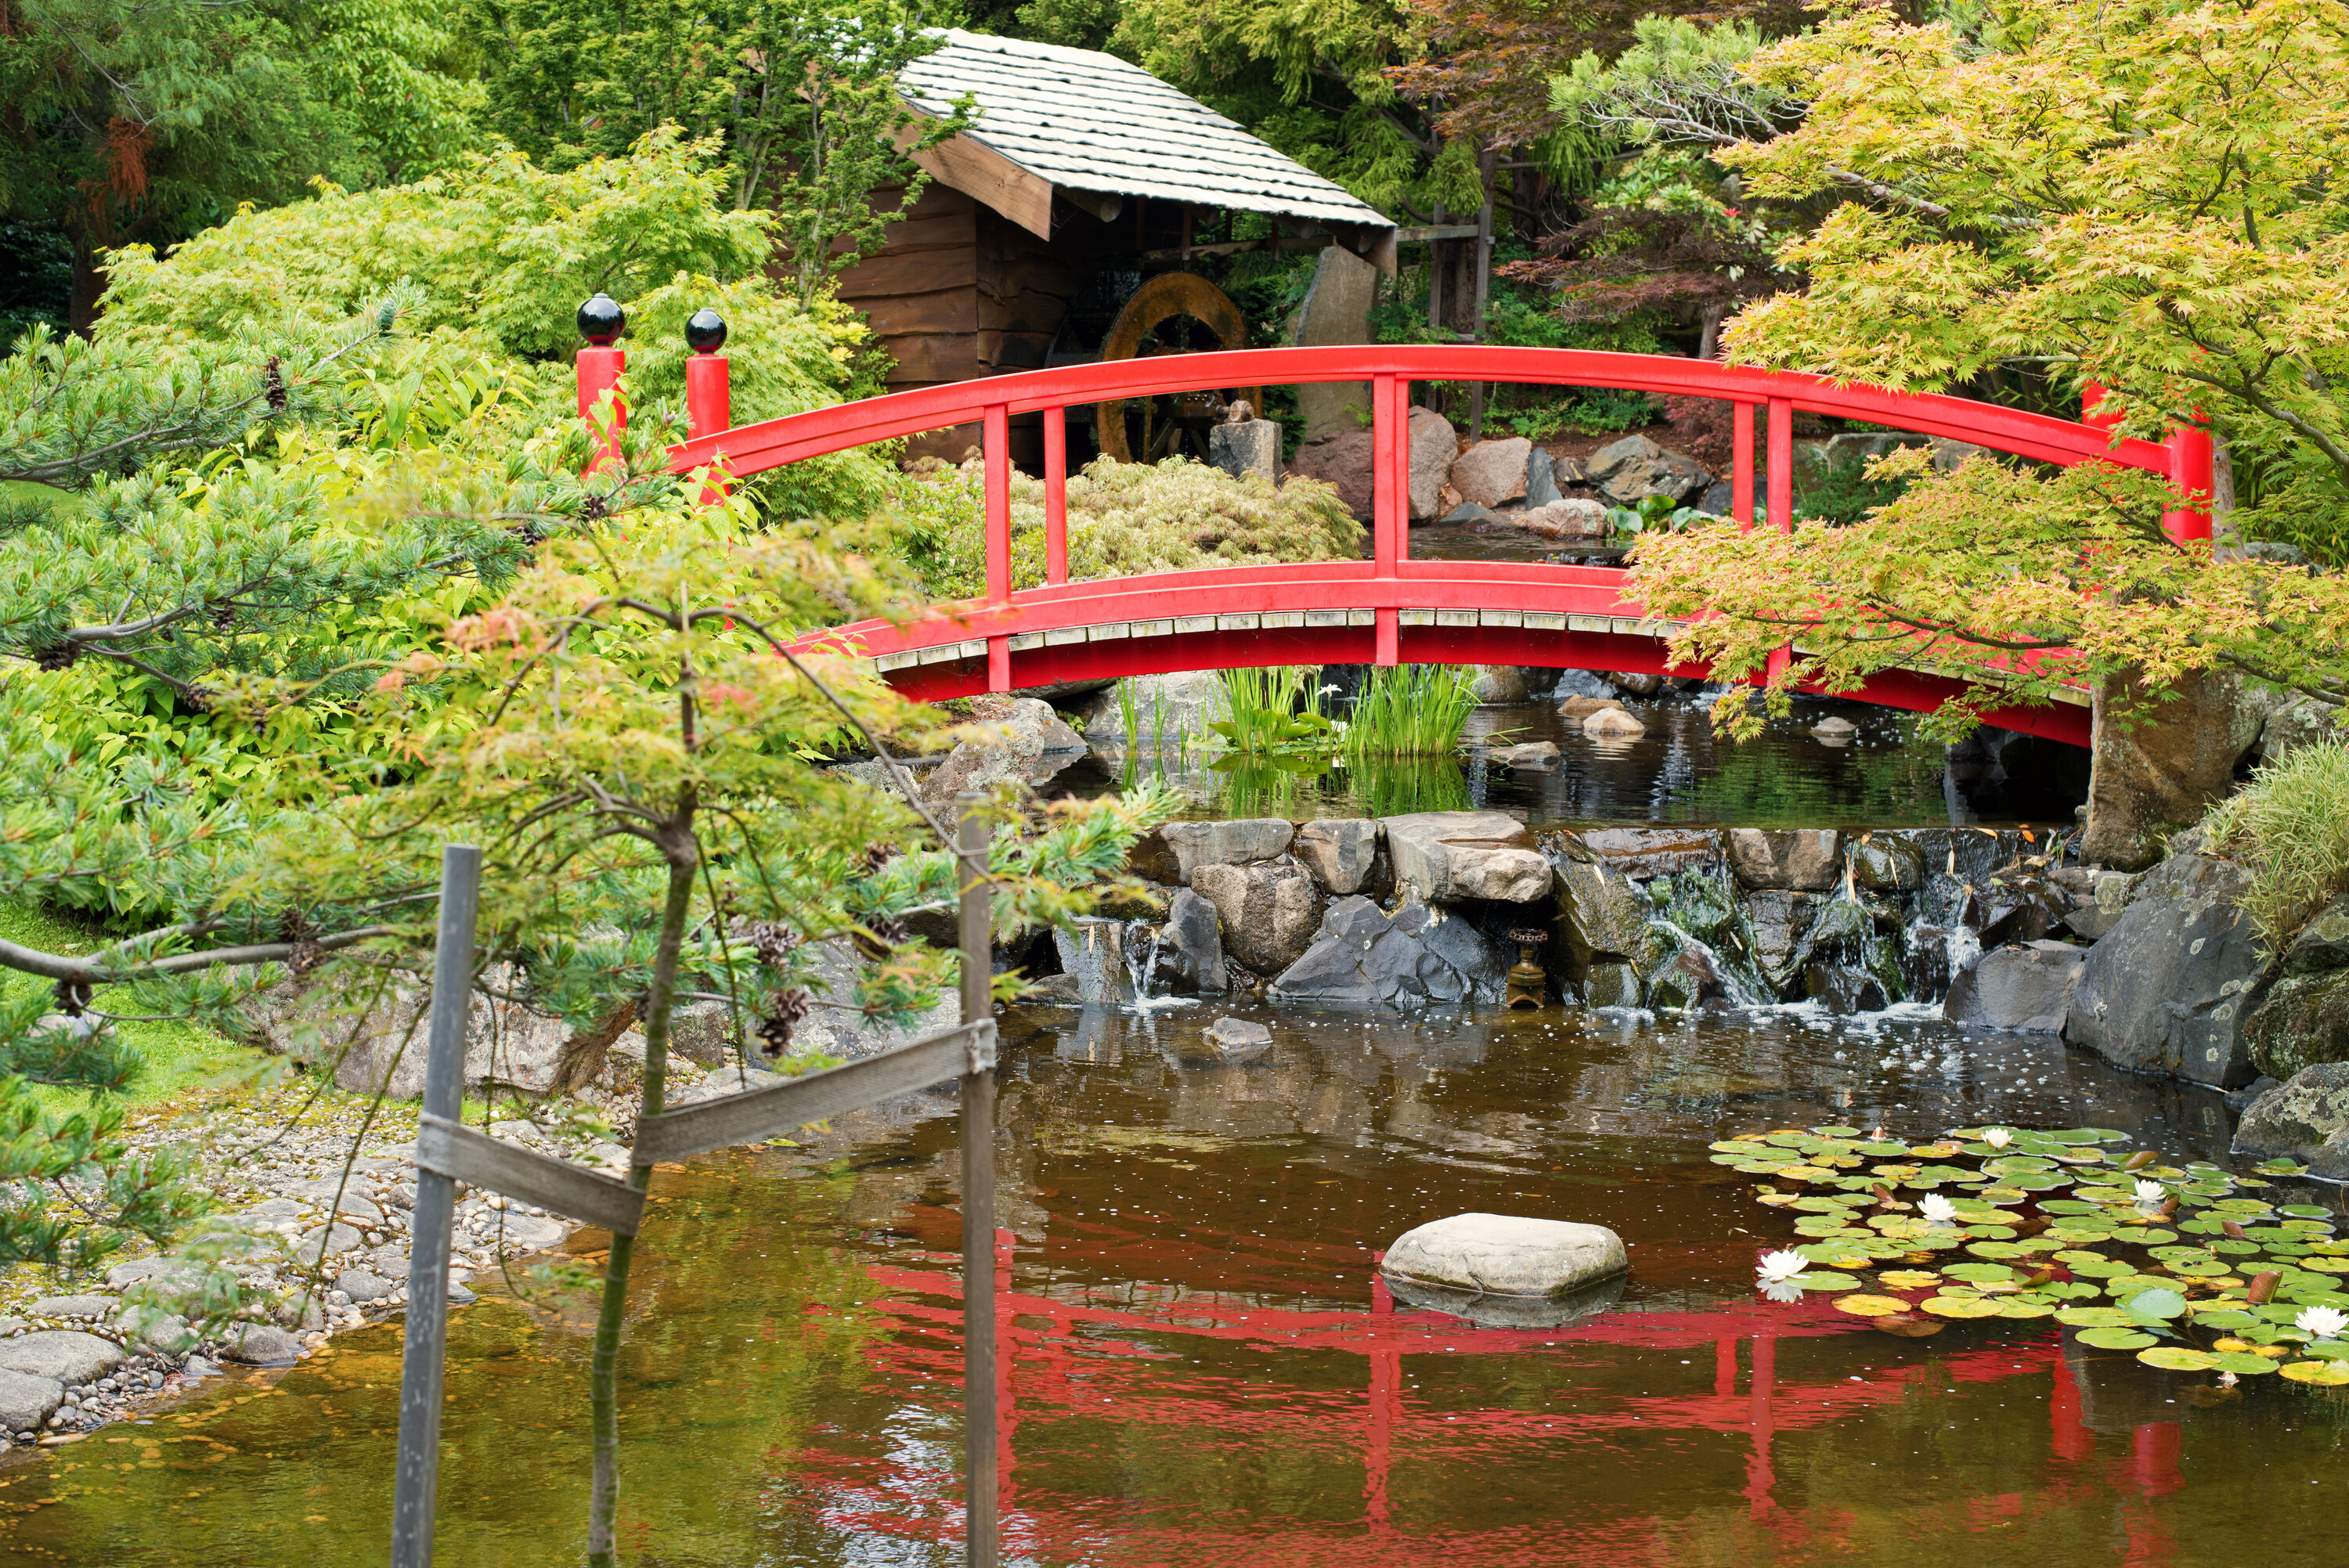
[[2134, 1178, 2167, 1205], [2296, 1305, 2349, 1340], [1759, 1278, 1804, 1303], [1755, 1250, 1807, 1284], [1981, 1128, 2012, 1149], [1920, 1193, 1958, 1225]]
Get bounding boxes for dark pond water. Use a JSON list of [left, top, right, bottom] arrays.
[[10, 1000, 2344, 1567], [1061, 697, 2074, 830]]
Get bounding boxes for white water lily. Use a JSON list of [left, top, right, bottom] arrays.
[[1919, 1193, 1959, 1225], [2296, 1305, 2349, 1340], [2134, 1178, 2167, 1205], [1755, 1249, 1807, 1284], [1981, 1128, 2012, 1149]]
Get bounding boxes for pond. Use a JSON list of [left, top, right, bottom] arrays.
[[9, 998, 2343, 1566], [1058, 698, 2080, 830]]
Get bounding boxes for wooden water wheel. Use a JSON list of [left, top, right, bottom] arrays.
[[1094, 272, 1265, 463]]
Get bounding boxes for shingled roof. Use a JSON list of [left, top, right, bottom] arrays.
[[899, 30, 1393, 232]]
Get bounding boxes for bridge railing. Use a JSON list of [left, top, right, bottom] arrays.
[[576, 330, 2200, 705]]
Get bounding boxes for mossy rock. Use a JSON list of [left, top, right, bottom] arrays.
[[2246, 969, 2349, 1080]]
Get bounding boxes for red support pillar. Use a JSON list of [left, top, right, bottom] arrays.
[[983, 403, 1012, 693], [2084, 382, 2213, 546], [1733, 402, 1756, 528], [1043, 407, 1068, 587], [1371, 373, 1405, 668], [684, 351, 730, 506], [1764, 396, 1794, 687], [576, 292, 626, 477]]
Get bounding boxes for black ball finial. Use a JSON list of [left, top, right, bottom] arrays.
[[577, 293, 626, 346], [685, 307, 728, 354]]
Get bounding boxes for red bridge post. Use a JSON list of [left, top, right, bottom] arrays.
[[1371, 373, 1406, 666], [1043, 408, 1068, 586], [575, 293, 626, 475], [1764, 397, 1795, 686], [1733, 402, 1756, 526], [684, 308, 731, 507], [983, 404, 1012, 693]]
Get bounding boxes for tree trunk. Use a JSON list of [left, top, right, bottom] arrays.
[[584, 813, 698, 1568]]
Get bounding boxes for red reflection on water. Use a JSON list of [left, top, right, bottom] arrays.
[[769, 1229, 2127, 1563]]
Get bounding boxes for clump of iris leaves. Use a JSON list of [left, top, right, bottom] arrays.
[[1723, 1124, 2349, 1383]]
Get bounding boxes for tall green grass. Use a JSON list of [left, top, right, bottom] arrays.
[[1213, 666, 1333, 756], [2202, 735, 2349, 954], [1344, 665, 1480, 760]]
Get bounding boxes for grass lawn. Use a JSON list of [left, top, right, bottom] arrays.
[[0, 898, 259, 1112]]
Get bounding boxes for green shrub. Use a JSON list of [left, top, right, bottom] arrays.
[[886, 456, 1366, 600], [1794, 450, 1912, 524], [2203, 736, 2349, 955]]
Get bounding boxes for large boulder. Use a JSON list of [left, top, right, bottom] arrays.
[[1071, 669, 1227, 752], [2231, 1061, 2349, 1177], [1269, 897, 1509, 1007], [1145, 818, 1296, 883], [1726, 828, 1844, 891], [1289, 429, 1374, 517], [1190, 856, 1322, 975], [2064, 850, 2268, 1087], [1290, 820, 1379, 895], [1381, 811, 1551, 903], [1408, 406, 1458, 520], [921, 697, 1086, 804], [1449, 438, 1532, 509], [1381, 1213, 1629, 1299], [0, 1369, 62, 1433], [1745, 891, 1824, 996], [1510, 499, 1610, 540], [2244, 971, 2349, 1081], [1469, 665, 1528, 704], [1550, 855, 1652, 971], [2082, 669, 2262, 870], [2284, 897, 2349, 975], [240, 970, 574, 1101], [1582, 434, 1712, 506], [0, 1331, 126, 1385], [1207, 418, 1280, 485], [1944, 942, 2086, 1032], [1155, 890, 1228, 994], [1849, 836, 1924, 892]]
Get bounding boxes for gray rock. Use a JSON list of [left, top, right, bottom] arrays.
[[1848, 837, 1923, 892], [1407, 406, 1458, 520], [1583, 434, 1712, 506], [1449, 437, 1532, 508], [1582, 961, 1642, 1008], [1052, 917, 1131, 1005], [2244, 969, 2349, 1081], [1269, 897, 1508, 1007], [1148, 818, 1296, 884], [2227, 1075, 2282, 1112], [1524, 447, 1564, 508], [1489, 741, 1561, 768], [1290, 820, 1379, 896], [446, 1282, 478, 1307], [1381, 811, 1550, 903], [1551, 669, 1615, 701], [238, 1197, 305, 1222], [23, 1295, 118, 1321], [1381, 1213, 1629, 1299], [1207, 418, 1281, 486], [1191, 857, 1322, 976], [0, 1372, 62, 1434], [126, 1311, 195, 1354], [1468, 665, 1527, 705], [218, 1324, 300, 1366], [1290, 245, 1380, 439], [2062, 903, 2124, 942], [1726, 828, 1844, 892], [1745, 890, 1824, 995], [922, 698, 1087, 805], [105, 1257, 204, 1292], [241, 966, 579, 1101], [2284, 897, 2349, 975], [1201, 1017, 1274, 1063], [1439, 502, 1498, 525], [666, 1000, 736, 1066], [1073, 670, 1226, 752], [1287, 429, 1375, 517], [1944, 942, 2086, 1032], [0, 1332, 126, 1385], [294, 1224, 364, 1265], [2230, 1061, 2349, 1177], [2092, 871, 2139, 914], [1605, 670, 1665, 697], [1806, 961, 1889, 1015], [1581, 707, 1645, 737], [1510, 499, 1610, 539], [368, 1244, 413, 1279], [2083, 669, 2263, 871], [1550, 856, 1651, 970], [483, 1213, 568, 1251], [1157, 890, 1227, 993], [2065, 849, 2268, 1087]]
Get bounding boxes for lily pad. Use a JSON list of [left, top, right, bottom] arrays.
[[1945, 1261, 2025, 1282], [2279, 1359, 2349, 1385], [1789, 1271, 1862, 1291], [2060, 1254, 2133, 1278], [2137, 1346, 2218, 1372], [1877, 1270, 1942, 1290], [2210, 1350, 2283, 1375], [1996, 1299, 2057, 1318], [2124, 1287, 2187, 1321], [1921, 1295, 2004, 1318], [1833, 1294, 1911, 1317], [2055, 1307, 2137, 1328], [2077, 1327, 2160, 1350]]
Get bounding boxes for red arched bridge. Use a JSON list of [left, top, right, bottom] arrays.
[[589, 344, 2214, 750]]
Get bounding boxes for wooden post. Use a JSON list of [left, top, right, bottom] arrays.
[[1043, 407, 1068, 586], [388, 845, 482, 1568], [957, 795, 999, 1568]]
